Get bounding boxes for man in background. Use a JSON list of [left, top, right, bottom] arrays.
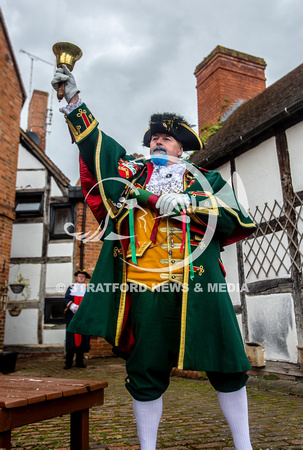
[[64, 269, 91, 369]]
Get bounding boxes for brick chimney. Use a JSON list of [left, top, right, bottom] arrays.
[[195, 46, 266, 133], [27, 89, 49, 151]]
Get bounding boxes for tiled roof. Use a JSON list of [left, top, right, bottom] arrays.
[[191, 63, 303, 168]]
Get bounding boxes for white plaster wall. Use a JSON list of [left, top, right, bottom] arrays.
[[286, 122, 303, 192], [235, 138, 283, 217], [16, 169, 46, 190], [50, 177, 64, 197], [18, 146, 44, 169], [11, 223, 43, 258], [215, 162, 231, 182], [215, 162, 251, 221], [4, 309, 38, 345], [220, 243, 241, 305], [8, 263, 41, 301], [47, 242, 74, 257], [247, 293, 297, 363], [237, 314, 245, 339], [43, 328, 65, 345], [45, 262, 73, 296]]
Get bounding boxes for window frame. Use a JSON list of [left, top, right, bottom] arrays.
[[15, 191, 44, 218], [44, 297, 66, 324], [49, 203, 74, 240]]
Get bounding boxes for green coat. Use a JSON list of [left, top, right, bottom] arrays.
[[66, 103, 256, 372]]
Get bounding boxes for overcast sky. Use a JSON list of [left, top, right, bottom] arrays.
[[1, 0, 303, 184]]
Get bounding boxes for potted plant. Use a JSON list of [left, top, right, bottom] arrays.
[[0, 275, 31, 373], [8, 275, 31, 317], [8, 302, 26, 317], [9, 273, 26, 294]]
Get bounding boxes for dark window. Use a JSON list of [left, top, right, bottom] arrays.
[[15, 192, 44, 218], [44, 298, 65, 324], [50, 204, 74, 239]]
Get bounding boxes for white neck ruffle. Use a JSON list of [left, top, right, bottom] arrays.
[[146, 163, 187, 195], [70, 283, 86, 297]]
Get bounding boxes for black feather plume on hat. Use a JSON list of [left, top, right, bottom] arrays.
[[143, 112, 203, 151]]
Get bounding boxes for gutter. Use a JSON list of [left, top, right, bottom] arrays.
[[234, 97, 303, 148]]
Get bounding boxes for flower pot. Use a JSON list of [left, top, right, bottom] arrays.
[[297, 345, 303, 370], [9, 308, 22, 317], [9, 284, 25, 294], [245, 341, 265, 367], [0, 351, 18, 374]]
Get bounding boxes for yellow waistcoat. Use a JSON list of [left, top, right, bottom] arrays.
[[126, 207, 185, 290]]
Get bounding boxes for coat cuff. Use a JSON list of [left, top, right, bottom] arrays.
[[64, 102, 99, 143]]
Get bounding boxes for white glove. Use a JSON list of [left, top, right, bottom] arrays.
[[69, 303, 79, 314], [156, 193, 191, 215], [51, 64, 79, 103]]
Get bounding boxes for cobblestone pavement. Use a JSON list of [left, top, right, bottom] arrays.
[[5, 354, 303, 449]]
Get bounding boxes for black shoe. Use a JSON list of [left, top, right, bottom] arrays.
[[64, 364, 72, 370], [76, 362, 86, 368]]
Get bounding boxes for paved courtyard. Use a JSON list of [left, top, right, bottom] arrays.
[[5, 354, 303, 449]]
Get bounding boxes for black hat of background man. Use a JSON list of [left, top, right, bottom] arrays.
[[74, 269, 91, 279], [143, 113, 203, 151]]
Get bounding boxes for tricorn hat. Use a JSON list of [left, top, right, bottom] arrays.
[[143, 113, 203, 151], [74, 269, 91, 279]]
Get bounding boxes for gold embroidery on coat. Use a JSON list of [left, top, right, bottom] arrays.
[[198, 265, 205, 276], [178, 231, 190, 369]]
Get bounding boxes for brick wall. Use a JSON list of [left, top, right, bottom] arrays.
[[75, 197, 114, 357], [0, 13, 25, 350], [195, 46, 266, 133], [27, 89, 49, 152], [89, 336, 114, 357]]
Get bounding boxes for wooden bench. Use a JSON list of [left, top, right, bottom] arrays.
[[0, 376, 108, 450]]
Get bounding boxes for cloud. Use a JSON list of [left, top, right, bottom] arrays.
[[1, 0, 303, 183]]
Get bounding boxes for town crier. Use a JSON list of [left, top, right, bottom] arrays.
[[52, 64, 256, 449]]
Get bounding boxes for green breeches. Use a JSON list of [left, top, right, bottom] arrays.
[[125, 286, 248, 401]]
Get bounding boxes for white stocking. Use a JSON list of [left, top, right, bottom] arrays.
[[132, 396, 163, 450], [217, 386, 252, 449]]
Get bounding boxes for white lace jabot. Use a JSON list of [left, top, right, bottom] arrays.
[[70, 283, 86, 297], [146, 163, 187, 195]]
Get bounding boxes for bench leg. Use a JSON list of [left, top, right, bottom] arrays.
[[70, 409, 89, 450], [0, 430, 11, 449]]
